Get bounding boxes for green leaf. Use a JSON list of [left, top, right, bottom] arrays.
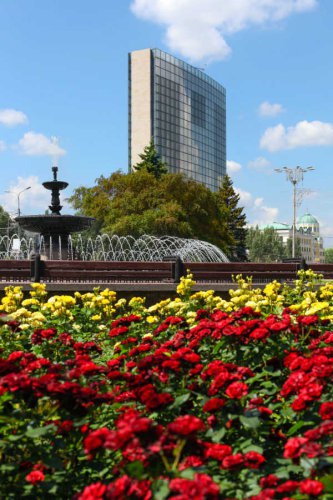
[[125, 461, 145, 479], [239, 416, 260, 429], [287, 420, 314, 436], [180, 469, 195, 479], [26, 425, 54, 438], [0, 464, 16, 472], [321, 474, 333, 492], [242, 444, 264, 454], [211, 427, 226, 443], [152, 479, 170, 500], [169, 393, 190, 409], [300, 456, 317, 475]]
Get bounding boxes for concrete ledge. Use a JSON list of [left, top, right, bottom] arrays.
[[0, 281, 269, 293]]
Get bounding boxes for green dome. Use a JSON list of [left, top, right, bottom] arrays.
[[297, 213, 319, 225]]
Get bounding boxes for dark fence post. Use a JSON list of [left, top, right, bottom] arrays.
[[31, 254, 42, 282], [174, 256, 184, 283], [300, 257, 308, 271]]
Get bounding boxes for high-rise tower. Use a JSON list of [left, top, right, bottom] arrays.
[[129, 48, 226, 191]]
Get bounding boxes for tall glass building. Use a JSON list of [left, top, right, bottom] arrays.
[[129, 48, 226, 191]]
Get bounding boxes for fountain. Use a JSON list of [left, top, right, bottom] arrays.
[[0, 233, 229, 262], [3, 166, 229, 262], [15, 166, 95, 259]]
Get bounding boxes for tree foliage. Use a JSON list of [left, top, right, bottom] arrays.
[[325, 248, 333, 263], [285, 236, 302, 259], [246, 227, 286, 262], [0, 206, 15, 237], [215, 174, 247, 261], [133, 138, 168, 179], [68, 169, 235, 254]]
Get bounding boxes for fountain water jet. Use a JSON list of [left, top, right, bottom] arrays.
[[0, 233, 229, 262]]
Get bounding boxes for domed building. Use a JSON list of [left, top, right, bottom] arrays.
[[297, 213, 324, 263], [259, 212, 324, 263]]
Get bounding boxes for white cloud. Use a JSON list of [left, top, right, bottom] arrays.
[[260, 120, 333, 152], [0, 109, 28, 127], [235, 187, 278, 226], [235, 187, 253, 208], [252, 197, 279, 225], [227, 160, 241, 173], [258, 101, 284, 117], [130, 0, 318, 62], [0, 175, 70, 216], [17, 132, 66, 157], [0, 140, 6, 152], [248, 156, 271, 172]]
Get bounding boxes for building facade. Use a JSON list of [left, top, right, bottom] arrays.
[[129, 48, 226, 191], [260, 213, 324, 263]]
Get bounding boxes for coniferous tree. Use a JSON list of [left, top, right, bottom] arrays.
[[133, 138, 168, 179], [215, 174, 247, 261]]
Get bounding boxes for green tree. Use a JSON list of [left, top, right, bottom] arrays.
[[215, 174, 247, 261], [0, 206, 15, 237], [285, 237, 302, 259], [68, 169, 234, 254], [324, 248, 333, 263], [133, 138, 168, 179], [246, 226, 286, 262]]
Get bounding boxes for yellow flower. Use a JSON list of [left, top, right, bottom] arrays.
[[22, 298, 40, 307], [146, 315, 158, 324], [177, 271, 195, 296], [91, 314, 102, 321]]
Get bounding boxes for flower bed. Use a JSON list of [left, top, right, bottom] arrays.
[[1, 271, 333, 499]]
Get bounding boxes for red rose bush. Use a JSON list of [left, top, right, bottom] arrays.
[[0, 273, 333, 498]]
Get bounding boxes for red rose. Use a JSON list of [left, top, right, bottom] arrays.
[[168, 415, 205, 436], [225, 381, 248, 399], [259, 475, 279, 488], [319, 402, 333, 420], [244, 451, 265, 468], [169, 473, 219, 498], [205, 443, 232, 461], [276, 480, 299, 493], [77, 482, 107, 500], [179, 455, 204, 470], [283, 436, 308, 459], [299, 479, 324, 496], [41, 328, 57, 339], [297, 315, 319, 325], [109, 326, 129, 338], [222, 453, 244, 469], [26, 470, 45, 484], [203, 398, 226, 413], [84, 428, 110, 454]]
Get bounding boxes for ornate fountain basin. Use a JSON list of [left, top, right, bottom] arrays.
[[15, 214, 94, 236]]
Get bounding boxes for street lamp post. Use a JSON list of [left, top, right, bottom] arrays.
[[5, 186, 31, 217], [274, 166, 315, 258], [17, 186, 31, 216]]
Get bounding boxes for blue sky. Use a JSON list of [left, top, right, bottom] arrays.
[[0, 0, 333, 245]]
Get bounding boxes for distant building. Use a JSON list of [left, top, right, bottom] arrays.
[[260, 213, 324, 263], [128, 48, 226, 191]]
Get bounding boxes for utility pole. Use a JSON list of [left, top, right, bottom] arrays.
[[275, 166, 315, 258]]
